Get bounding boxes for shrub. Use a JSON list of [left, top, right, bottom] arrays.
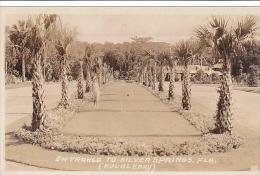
[[5, 74, 21, 84], [211, 73, 221, 84], [247, 65, 259, 87], [68, 75, 73, 81], [174, 74, 180, 82], [192, 70, 212, 84], [165, 73, 170, 81]]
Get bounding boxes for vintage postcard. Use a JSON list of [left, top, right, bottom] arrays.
[[0, 2, 260, 174]]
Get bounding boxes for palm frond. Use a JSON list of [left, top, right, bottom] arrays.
[[209, 16, 228, 29], [234, 16, 258, 40], [216, 32, 234, 58], [173, 40, 192, 59]]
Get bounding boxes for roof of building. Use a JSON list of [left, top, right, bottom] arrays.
[[174, 65, 222, 75], [212, 63, 223, 69]]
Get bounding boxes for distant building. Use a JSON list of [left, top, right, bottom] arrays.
[[175, 65, 222, 75], [172, 64, 222, 81], [212, 63, 223, 72]]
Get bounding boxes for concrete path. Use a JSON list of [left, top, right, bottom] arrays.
[[62, 80, 200, 138]]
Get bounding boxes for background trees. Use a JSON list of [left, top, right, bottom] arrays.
[[8, 20, 30, 82], [5, 14, 259, 134]]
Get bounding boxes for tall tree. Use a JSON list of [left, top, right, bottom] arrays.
[[8, 20, 30, 82], [174, 41, 193, 110], [157, 52, 170, 92], [84, 45, 93, 93], [168, 55, 176, 101], [77, 61, 84, 99], [55, 25, 75, 108], [152, 62, 157, 90], [196, 16, 258, 134], [24, 14, 57, 131]]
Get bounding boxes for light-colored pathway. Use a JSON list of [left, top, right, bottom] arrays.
[[62, 80, 200, 138]]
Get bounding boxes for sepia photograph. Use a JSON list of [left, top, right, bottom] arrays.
[[1, 4, 260, 173]]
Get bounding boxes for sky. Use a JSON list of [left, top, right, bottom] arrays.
[[3, 7, 260, 44]]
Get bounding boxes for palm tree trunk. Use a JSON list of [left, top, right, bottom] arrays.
[[85, 69, 91, 93], [140, 69, 143, 84], [98, 68, 102, 86], [43, 61, 46, 81], [145, 68, 149, 86], [31, 54, 47, 131], [136, 71, 140, 82], [59, 55, 70, 108], [77, 61, 84, 99], [22, 56, 26, 82], [168, 67, 175, 100], [215, 59, 233, 134], [142, 66, 147, 86], [102, 66, 107, 84], [142, 68, 146, 85], [158, 66, 164, 91], [152, 63, 157, 90], [148, 67, 152, 87], [182, 64, 191, 110], [5, 60, 8, 75]]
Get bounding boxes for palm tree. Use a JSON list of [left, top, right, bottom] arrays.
[[196, 16, 258, 134], [55, 26, 75, 108], [152, 62, 157, 90], [158, 65, 164, 91], [157, 52, 171, 92], [148, 66, 152, 87], [174, 41, 193, 110], [84, 45, 93, 93], [143, 50, 160, 91], [85, 69, 92, 92], [77, 61, 84, 99], [8, 20, 30, 82], [168, 56, 176, 101], [140, 51, 156, 87], [97, 55, 103, 86], [24, 14, 57, 131]]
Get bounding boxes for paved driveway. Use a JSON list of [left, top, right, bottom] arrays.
[[62, 80, 201, 140]]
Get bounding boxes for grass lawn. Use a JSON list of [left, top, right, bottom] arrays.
[[233, 86, 260, 94], [5, 81, 63, 90], [5, 81, 32, 90]]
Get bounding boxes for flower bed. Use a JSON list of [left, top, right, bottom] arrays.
[[14, 128, 243, 156]]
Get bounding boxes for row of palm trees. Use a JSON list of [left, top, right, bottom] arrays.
[[78, 53, 113, 99], [8, 14, 112, 131], [8, 15, 257, 134], [136, 16, 258, 135]]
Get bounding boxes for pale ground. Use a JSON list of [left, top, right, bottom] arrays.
[[170, 82, 260, 139], [5, 81, 77, 127], [62, 81, 200, 140], [4, 80, 260, 171]]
